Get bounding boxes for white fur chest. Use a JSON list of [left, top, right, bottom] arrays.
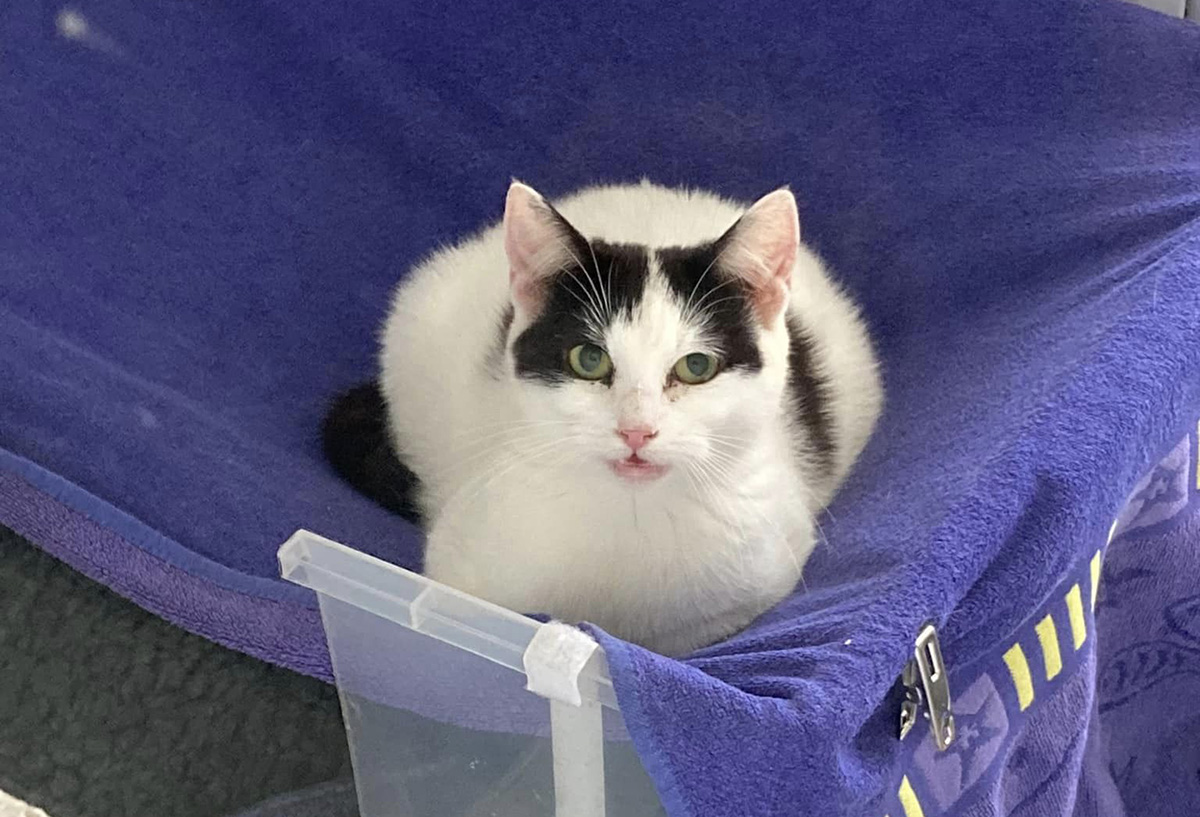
[[421, 442, 815, 656]]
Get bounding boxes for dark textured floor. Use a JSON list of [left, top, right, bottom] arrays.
[[0, 525, 354, 817]]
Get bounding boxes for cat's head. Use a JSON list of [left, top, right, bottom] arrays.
[[503, 182, 799, 486]]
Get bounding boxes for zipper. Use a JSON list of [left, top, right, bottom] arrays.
[[899, 623, 955, 751]]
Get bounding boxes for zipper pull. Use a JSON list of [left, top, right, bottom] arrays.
[[898, 623, 955, 751]]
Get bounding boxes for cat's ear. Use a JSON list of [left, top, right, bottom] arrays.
[[717, 188, 800, 325], [503, 181, 577, 316]]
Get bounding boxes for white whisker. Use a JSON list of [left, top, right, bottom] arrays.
[[606, 256, 615, 318], [691, 294, 749, 321], [584, 236, 609, 320], [559, 236, 608, 322], [443, 433, 586, 511], [682, 242, 733, 319], [687, 278, 741, 320], [551, 235, 607, 324]]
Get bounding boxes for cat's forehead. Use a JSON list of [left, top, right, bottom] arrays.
[[605, 263, 704, 362], [561, 237, 764, 363], [510, 238, 762, 384], [574, 240, 652, 318], [597, 241, 762, 374], [581, 239, 735, 321]]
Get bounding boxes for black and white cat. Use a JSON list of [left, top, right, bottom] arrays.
[[325, 180, 882, 656]]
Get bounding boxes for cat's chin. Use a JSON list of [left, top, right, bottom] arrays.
[[607, 455, 670, 483]]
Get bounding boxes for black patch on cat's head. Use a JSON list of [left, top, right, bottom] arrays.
[[511, 240, 650, 385], [656, 244, 763, 374]]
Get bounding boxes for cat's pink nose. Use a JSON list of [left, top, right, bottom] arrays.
[[617, 427, 658, 453]]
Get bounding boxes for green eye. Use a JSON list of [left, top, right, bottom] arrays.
[[567, 343, 613, 380], [674, 353, 719, 385]]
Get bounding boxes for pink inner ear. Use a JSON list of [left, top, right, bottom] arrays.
[[722, 189, 800, 324], [504, 182, 568, 315]]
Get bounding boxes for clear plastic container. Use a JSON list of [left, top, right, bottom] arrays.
[[278, 529, 666, 817]]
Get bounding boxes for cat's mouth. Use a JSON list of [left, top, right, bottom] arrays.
[[608, 453, 669, 483]]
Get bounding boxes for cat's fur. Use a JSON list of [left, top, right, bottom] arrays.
[[331, 180, 882, 656]]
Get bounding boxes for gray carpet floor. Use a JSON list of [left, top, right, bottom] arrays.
[[0, 525, 354, 817]]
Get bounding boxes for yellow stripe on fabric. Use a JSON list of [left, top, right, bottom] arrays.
[[898, 776, 925, 817], [1003, 644, 1035, 711], [1066, 584, 1087, 650], [1090, 550, 1102, 612], [1035, 614, 1063, 680]]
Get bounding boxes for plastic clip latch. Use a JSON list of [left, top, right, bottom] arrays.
[[523, 622, 600, 707]]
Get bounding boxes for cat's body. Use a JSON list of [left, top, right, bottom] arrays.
[[335, 180, 881, 656]]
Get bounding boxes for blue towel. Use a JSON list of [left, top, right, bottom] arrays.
[[2, 0, 1199, 814]]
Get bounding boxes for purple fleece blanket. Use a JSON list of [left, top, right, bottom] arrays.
[[3, 0, 1199, 814]]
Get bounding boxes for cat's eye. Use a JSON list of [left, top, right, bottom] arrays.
[[567, 343, 613, 380], [674, 353, 719, 385]]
